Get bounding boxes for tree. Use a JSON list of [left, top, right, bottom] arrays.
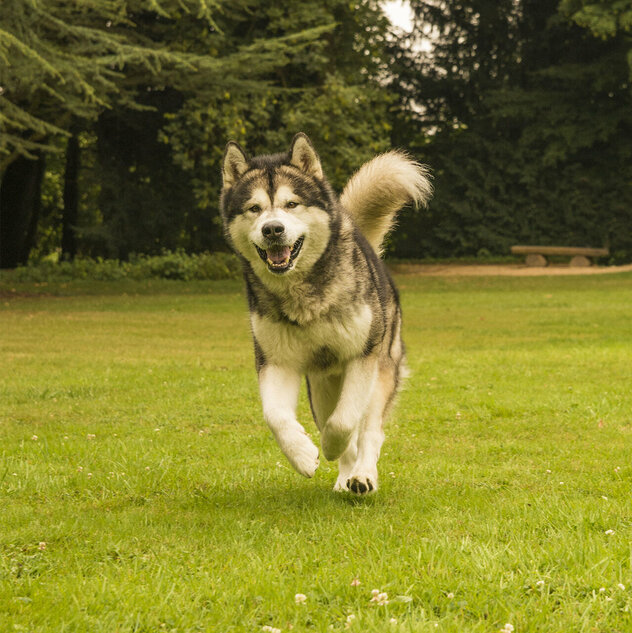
[[387, 0, 632, 261], [0, 0, 332, 266], [91, 0, 394, 257], [0, 0, 210, 266]]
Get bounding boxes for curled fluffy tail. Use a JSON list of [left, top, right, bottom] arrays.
[[340, 151, 432, 255]]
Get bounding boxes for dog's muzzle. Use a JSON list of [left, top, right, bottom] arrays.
[[254, 236, 304, 274]]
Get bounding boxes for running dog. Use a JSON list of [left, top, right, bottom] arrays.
[[220, 133, 431, 494]]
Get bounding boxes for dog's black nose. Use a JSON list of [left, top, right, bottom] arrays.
[[262, 221, 285, 239]]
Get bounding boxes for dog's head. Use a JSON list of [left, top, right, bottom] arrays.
[[220, 133, 335, 278]]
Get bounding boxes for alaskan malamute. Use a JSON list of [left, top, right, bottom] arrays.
[[220, 133, 431, 494]]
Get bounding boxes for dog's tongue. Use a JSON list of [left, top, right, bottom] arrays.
[[267, 246, 291, 264]]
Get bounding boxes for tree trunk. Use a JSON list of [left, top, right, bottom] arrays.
[[0, 153, 46, 269], [62, 130, 80, 260]]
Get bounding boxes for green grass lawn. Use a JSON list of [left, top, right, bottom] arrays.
[[1, 272, 632, 632]]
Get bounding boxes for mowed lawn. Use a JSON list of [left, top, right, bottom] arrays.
[[1, 272, 632, 633]]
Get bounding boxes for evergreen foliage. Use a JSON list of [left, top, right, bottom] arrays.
[[0, 0, 201, 166], [0, 0, 338, 265], [1, 0, 630, 266], [157, 0, 393, 255], [389, 0, 632, 261]]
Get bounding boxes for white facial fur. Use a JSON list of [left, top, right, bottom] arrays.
[[228, 184, 331, 282]]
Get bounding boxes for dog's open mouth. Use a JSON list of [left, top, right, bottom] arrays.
[[255, 237, 304, 273]]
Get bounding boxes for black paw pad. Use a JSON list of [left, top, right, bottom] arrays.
[[348, 479, 368, 494]]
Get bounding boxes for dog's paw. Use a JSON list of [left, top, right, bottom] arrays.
[[282, 431, 320, 478], [346, 472, 378, 495]]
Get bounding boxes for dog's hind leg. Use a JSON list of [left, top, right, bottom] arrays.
[[346, 363, 396, 494], [320, 356, 378, 461], [259, 365, 320, 478], [307, 373, 360, 492], [306, 373, 342, 431]]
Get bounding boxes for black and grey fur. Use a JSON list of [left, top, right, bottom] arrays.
[[220, 133, 431, 494]]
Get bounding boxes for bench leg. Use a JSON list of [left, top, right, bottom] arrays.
[[570, 255, 591, 267], [525, 253, 547, 267]]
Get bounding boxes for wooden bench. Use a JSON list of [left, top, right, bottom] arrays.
[[510, 245, 609, 267]]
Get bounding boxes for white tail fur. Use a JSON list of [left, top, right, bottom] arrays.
[[340, 151, 432, 255]]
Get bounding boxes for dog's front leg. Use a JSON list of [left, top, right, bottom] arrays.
[[321, 356, 377, 461], [259, 365, 320, 477]]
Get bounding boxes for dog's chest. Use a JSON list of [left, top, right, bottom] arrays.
[[251, 304, 372, 372]]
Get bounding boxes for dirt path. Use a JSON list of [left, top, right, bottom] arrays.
[[388, 262, 632, 277]]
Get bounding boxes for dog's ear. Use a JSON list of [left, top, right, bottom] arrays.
[[289, 133, 323, 180], [222, 141, 248, 188]]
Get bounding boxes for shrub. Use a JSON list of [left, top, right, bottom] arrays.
[[1, 251, 242, 282]]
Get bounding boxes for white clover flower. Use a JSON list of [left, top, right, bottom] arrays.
[[602, 496, 608, 500], [350, 578, 361, 586], [38, 541, 46, 550], [599, 587, 606, 593], [618, 583, 626, 591], [500, 624, 514, 633], [344, 614, 356, 629], [294, 593, 307, 604], [31, 435, 38, 441], [262, 627, 281, 633], [370, 589, 389, 605], [536, 580, 545, 587], [446, 592, 454, 599], [389, 617, 397, 624], [605, 529, 615, 535], [86, 434, 96, 440]]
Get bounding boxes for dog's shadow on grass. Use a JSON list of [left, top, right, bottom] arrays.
[[193, 478, 382, 516]]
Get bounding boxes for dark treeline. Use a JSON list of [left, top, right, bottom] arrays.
[[1, 0, 631, 268]]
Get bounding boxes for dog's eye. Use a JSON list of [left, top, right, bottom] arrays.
[[286, 201, 299, 209], [248, 204, 261, 213]]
